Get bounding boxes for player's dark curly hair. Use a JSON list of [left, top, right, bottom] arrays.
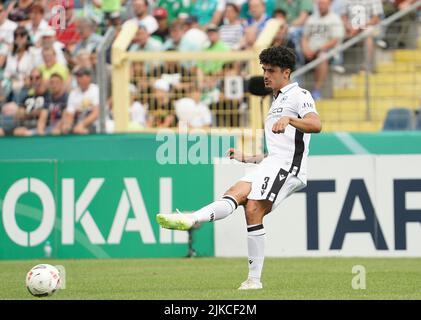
[[259, 46, 296, 74]]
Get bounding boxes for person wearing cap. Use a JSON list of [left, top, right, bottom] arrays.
[[63, 67, 99, 134], [129, 0, 158, 34], [129, 23, 163, 52], [27, 2, 50, 45], [151, 7, 169, 43], [31, 26, 68, 67]]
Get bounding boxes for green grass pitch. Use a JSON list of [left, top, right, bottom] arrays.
[[1, 258, 421, 300]]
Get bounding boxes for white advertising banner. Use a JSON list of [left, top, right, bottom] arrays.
[[214, 155, 421, 257]]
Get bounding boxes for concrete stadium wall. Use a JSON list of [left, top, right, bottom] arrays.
[[214, 155, 421, 257]]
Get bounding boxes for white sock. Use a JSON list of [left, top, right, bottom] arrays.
[[187, 195, 238, 223], [247, 224, 265, 282]]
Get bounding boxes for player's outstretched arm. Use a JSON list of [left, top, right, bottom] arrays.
[[226, 148, 266, 164], [272, 112, 322, 134]]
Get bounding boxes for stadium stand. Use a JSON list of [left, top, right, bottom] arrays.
[[0, 0, 419, 137], [415, 108, 421, 130], [382, 107, 414, 130]]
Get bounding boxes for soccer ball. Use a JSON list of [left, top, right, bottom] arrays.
[[26, 264, 61, 297]]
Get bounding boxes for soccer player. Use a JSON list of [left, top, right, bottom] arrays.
[[157, 46, 322, 290]]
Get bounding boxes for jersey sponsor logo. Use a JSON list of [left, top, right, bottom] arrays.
[[271, 107, 283, 114], [302, 102, 314, 109]]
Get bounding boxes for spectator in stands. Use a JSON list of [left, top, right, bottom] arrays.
[[377, 0, 417, 49], [301, 0, 344, 100], [41, 73, 69, 135], [129, 0, 158, 34], [197, 24, 230, 76], [0, 2, 17, 85], [27, 2, 49, 45], [238, 25, 257, 50], [13, 67, 49, 136], [52, 0, 80, 52], [190, 0, 225, 26], [0, 2, 17, 54], [130, 23, 163, 52], [155, 0, 192, 24], [32, 27, 67, 67], [128, 83, 148, 129], [39, 47, 69, 84], [174, 85, 212, 129], [151, 7, 169, 43], [341, 0, 384, 71], [219, 3, 244, 50], [3, 26, 34, 103], [7, 0, 34, 24], [179, 16, 209, 52], [149, 49, 195, 95], [275, 0, 313, 64], [147, 78, 176, 127], [271, 10, 295, 50], [94, 0, 121, 26], [246, 0, 270, 36], [163, 19, 185, 51], [0, 101, 19, 136], [74, 17, 103, 55], [275, 0, 313, 27], [239, 0, 275, 21], [63, 67, 99, 134]]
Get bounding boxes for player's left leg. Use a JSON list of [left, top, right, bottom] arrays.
[[239, 175, 306, 290], [238, 199, 272, 290]]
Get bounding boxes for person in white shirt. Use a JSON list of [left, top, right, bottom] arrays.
[[341, 0, 384, 71], [129, 0, 158, 34], [4, 26, 35, 101], [301, 0, 345, 100], [63, 67, 99, 134], [26, 2, 50, 46], [157, 46, 322, 290], [0, 2, 17, 51]]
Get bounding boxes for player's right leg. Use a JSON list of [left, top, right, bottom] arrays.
[[156, 181, 250, 231]]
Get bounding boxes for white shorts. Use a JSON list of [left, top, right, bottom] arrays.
[[240, 157, 306, 209]]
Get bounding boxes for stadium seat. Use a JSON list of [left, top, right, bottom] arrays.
[[382, 107, 414, 131], [415, 109, 421, 130]]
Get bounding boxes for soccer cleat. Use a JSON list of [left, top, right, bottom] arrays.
[[238, 278, 263, 290], [156, 212, 195, 231]]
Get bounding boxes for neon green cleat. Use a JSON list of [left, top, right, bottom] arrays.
[[156, 213, 195, 231]]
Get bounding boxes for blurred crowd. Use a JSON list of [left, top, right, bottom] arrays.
[[0, 0, 418, 136]]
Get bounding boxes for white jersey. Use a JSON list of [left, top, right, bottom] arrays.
[[264, 82, 317, 184]]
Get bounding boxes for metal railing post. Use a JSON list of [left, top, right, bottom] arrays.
[[364, 39, 371, 121], [97, 27, 116, 134]]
